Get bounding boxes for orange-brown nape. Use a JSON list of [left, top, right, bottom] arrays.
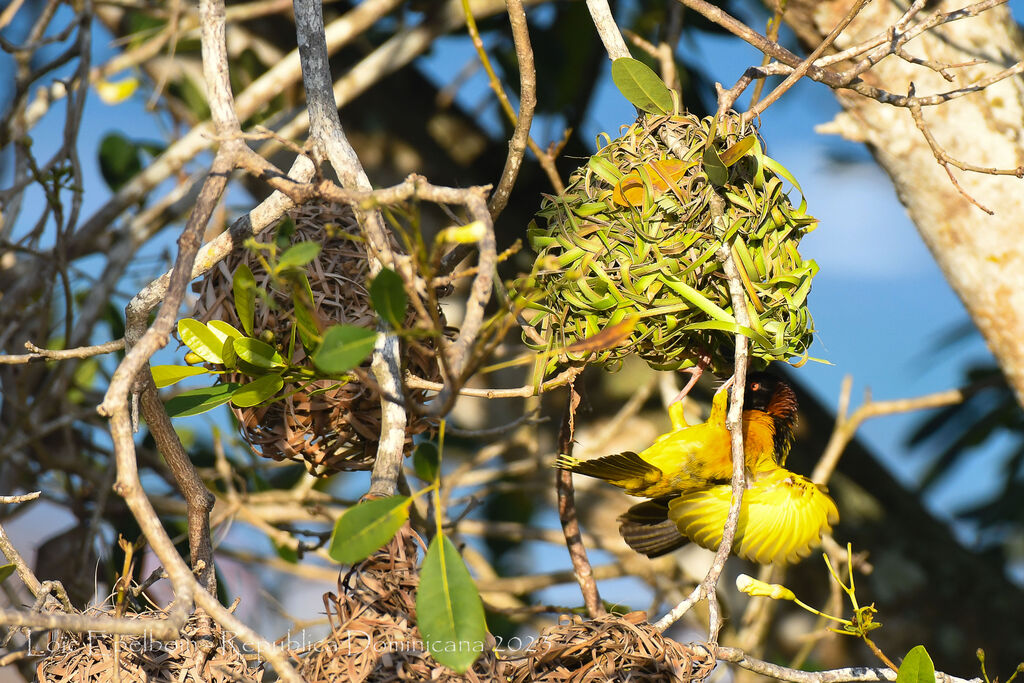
[[741, 372, 798, 470]]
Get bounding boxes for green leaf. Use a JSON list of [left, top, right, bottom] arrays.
[[370, 267, 408, 328], [0, 563, 16, 584], [208, 320, 243, 341], [178, 319, 224, 364], [703, 147, 728, 187], [417, 534, 487, 672], [170, 75, 210, 119], [273, 542, 298, 564], [220, 336, 238, 370], [233, 337, 284, 369], [275, 241, 321, 273], [290, 272, 322, 351], [312, 325, 377, 374], [610, 58, 673, 115], [588, 155, 622, 184], [413, 442, 440, 482], [720, 135, 757, 167], [207, 321, 243, 371], [328, 496, 411, 564], [233, 264, 257, 337], [165, 383, 241, 417], [275, 216, 296, 249], [896, 646, 935, 683], [231, 373, 284, 407], [151, 364, 210, 388], [98, 133, 142, 192]]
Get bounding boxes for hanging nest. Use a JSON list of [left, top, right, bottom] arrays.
[[193, 203, 442, 475], [36, 609, 261, 682], [503, 611, 716, 682], [294, 523, 503, 681], [517, 111, 818, 375]]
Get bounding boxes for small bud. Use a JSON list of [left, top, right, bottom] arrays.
[[95, 77, 139, 105], [977, 649, 985, 663], [736, 574, 796, 601], [184, 352, 204, 365], [437, 220, 487, 244], [259, 330, 276, 345]]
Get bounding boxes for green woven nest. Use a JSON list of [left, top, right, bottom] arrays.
[[518, 111, 818, 374]]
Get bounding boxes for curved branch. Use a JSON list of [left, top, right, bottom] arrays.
[[718, 647, 981, 683]]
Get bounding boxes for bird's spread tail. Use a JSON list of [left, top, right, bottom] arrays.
[[618, 498, 687, 557], [555, 451, 662, 487]]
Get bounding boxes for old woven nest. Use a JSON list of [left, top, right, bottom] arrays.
[[519, 111, 818, 375], [294, 523, 502, 681], [503, 611, 716, 682], [36, 609, 261, 682], [193, 202, 441, 475]]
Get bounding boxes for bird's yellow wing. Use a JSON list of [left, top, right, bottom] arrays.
[[667, 468, 839, 564]]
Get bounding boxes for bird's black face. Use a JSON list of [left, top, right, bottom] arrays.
[[742, 372, 798, 422]]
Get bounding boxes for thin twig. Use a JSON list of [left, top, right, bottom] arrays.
[[812, 377, 994, 485], [485, 0, 545, 217], [556, 379, 606, 618], [909, 99, 1023, 215], [462, 0, 560, 212], [742, 0, 870, 121], [718, 647, 980, 683], [675, 0, 1021, 110], [404, 364, 583, 398], [0, 339, 124, 365], [0, 492, 41, 505]]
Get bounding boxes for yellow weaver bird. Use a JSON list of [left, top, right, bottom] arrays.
[[556, 373, 838, 564]]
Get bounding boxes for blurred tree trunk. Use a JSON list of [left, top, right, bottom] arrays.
[[785, 0, 1024, 407]]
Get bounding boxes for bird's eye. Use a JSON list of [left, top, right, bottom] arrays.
[[750, 382, 761, 392]]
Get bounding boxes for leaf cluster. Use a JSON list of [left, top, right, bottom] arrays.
[[153, 239, 408, 417]]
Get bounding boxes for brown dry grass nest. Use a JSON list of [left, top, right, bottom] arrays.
[[193, 202, 442, 475], [35, 609, 261, 682], [293, 524, 715, 682], [294, 523, 502, 681], [503, 611, 717, 682]]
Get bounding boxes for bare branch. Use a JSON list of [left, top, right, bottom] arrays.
[[586, 0, 631, 60], [719, 647, 981, 683], [556, 380, 606, 618], [909, 100, 1024, 215], [483, 0, 545, 217], [0, 492, 41, 505], [742, 0, 870, 122], [0, 339, 124, 365], [812, 377, 995, 486]]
